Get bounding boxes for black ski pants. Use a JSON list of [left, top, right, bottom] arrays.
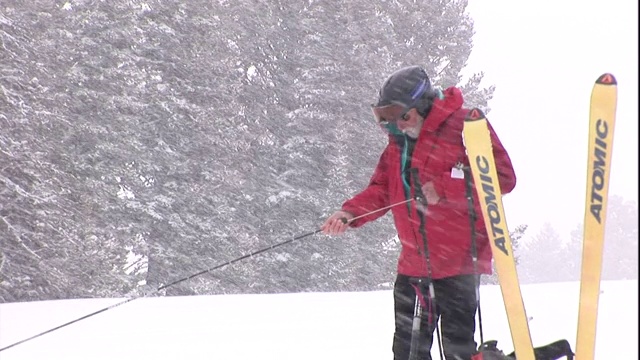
[[392, 274, 479, 360]]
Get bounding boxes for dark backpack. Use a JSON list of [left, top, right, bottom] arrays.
[[472, 340, 574, 360]]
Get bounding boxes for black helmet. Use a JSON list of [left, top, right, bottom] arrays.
[[374, 66, 435, 116]]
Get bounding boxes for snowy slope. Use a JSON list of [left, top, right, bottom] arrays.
[[0, 280, 637, 360]]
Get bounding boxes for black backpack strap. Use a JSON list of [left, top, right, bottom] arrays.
[[475, 339, 574, 360], [507, 339, 574, 360]]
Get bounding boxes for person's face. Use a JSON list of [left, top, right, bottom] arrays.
[[372, 105, 424, 139], [395, 108, 423, 139]]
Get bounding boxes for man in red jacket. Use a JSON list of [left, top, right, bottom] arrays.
[[321, 66, 516, 360]]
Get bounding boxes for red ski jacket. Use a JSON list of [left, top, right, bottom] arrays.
[[342, 87, 516, 279]]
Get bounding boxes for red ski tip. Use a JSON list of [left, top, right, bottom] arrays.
[[465, 108, 485, 121], [596, 73, 617, 85]]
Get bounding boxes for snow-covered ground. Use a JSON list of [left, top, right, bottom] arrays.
[[0, 280, 636, 359]]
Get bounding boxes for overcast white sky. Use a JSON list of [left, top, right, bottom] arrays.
[[463, 0, 638, 240]]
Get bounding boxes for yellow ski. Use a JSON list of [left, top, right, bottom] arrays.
[[463, 108, 535, 360], [575, 73, 618, 360]]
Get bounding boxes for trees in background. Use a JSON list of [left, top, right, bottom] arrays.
[[0, 0, 493, 302], [517, 195, 638, 284], [2, 1, 636, 301]]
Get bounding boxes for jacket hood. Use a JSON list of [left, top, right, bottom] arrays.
[[422, 87, 464, 133]]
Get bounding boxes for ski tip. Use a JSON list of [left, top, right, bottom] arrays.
[[465, 108, 486, 122], [596, 73, 617, 85]]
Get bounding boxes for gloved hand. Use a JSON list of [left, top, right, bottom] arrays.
[[320, 210, 354, 235], [420, 181, 441, 205]]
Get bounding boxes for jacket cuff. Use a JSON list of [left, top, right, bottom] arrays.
[[340, 208, 361, 227]]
